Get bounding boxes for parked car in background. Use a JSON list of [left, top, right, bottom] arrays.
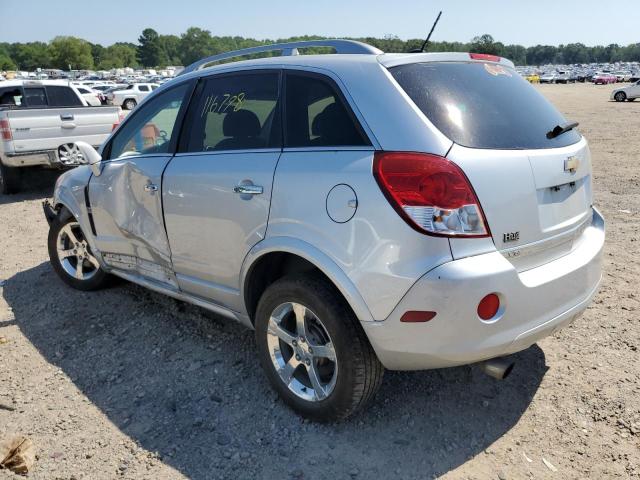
[[0, 80, 122, 193], [106, 83, 159, 110], [611, 80, 640, 101], [593, 73, 616, 84], [44, 40, 605, 421], [75, 86, 102, 106], [525, 73, 540, 83], [539, 73, 556, 83]]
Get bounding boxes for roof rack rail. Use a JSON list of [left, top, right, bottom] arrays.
[[178, 39, 382, 76]]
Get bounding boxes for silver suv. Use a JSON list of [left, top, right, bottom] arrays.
[[44, 40, 605, 421]]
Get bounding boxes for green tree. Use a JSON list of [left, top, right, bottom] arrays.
[[48, 36, 94, 70], [98, 43, 139, 69], [8, 42, 51, 70], [138, 28, 167, 67], [159, 34, 182, 65], [469, 34, 503, 56], [180, 27, 214, 65], [0, 54, 16, 70]]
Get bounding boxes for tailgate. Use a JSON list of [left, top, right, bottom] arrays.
[[8, 107, 119, 153], [448, 137, 593, 271]]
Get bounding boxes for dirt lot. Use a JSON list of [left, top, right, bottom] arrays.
[[1, 83, 639, 479]]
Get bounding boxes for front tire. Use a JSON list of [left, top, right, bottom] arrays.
[[47, 211, 110, 291], [255, 274, 384, 421], [614, 91, 627, 102]]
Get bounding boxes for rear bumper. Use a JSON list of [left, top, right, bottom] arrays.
[[3, 147, 100, 168], [3, 150, 57, 167], [363, 208, 605, 370]]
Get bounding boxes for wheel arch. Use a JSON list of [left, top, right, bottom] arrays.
[[241, 238, 375, 325]]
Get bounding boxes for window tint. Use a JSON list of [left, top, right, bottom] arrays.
[[0, 87, 24, 106], [390, 62, 581, 149], [183, 72, 281, 152], [46, 86, 83, 106], [139, 85, 149, 92], [109, 83, 189, 159], [23, 88, 47, 107], [285, 72, 369, 148], [151, 85, 159, 90]]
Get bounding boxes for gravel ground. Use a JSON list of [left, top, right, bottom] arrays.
[[1, 83, 639, 479]]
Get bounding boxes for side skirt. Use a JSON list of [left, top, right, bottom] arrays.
[[109, 269, 253, 329]]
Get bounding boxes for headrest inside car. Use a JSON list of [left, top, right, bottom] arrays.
[[223, 109, 261, 137]]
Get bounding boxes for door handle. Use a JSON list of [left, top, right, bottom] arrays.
[[60, 113, 74, 121], [144, 183, 159, 193], [234, 185, 263, 195]]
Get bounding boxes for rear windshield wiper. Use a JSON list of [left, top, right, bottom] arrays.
[[546, 121, 579, 139]]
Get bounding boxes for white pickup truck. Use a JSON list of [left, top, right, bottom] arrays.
[[106, 83, 159, 110], [0, 80, 122, 194]]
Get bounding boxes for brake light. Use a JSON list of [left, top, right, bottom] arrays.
[[469, 53, 501, 62], [0, 119, 11, 141], [111, 110, 126, 131], [373, 152, 489, 237]]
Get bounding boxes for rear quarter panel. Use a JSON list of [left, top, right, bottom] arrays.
[[267, 149, 453, 320]]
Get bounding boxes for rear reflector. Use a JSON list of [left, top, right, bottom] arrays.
[[0, 119, 11, 141], [478, 294, 500, 320], [400, 311, 437, 323], [469, 53, 501, 62], [373, 152, 489, 237]]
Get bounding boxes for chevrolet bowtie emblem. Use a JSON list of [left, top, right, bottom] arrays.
[[564, 156, 579, 173]]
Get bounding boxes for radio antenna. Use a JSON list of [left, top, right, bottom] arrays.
[[419, 11, 442, 52]]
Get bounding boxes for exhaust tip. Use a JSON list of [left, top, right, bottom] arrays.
[[480, 357, 515, 380]]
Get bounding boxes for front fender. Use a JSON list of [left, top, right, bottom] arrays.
[[240, 237, 375, 323], [52, 165, 100, 255]]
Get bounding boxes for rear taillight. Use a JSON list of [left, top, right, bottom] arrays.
[[111, 110, 125, 131], [373, 152, 490, 237], [0, 119, 11, 141], [469, 53, 501, 62]]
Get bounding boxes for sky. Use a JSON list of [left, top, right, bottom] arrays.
[[1, 0, 639, 47]]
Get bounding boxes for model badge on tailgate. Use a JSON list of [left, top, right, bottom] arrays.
[[503, 231, 520, 243]]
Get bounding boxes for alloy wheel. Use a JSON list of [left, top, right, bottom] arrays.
[[266, 302, 338, 402], [56, 221, 100, 281], [58, 144, 84, 165]]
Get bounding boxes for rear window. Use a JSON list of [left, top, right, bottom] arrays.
[[390, 62, 581, 149]]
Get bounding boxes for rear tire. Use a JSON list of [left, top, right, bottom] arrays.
[[123, 98, 137, 110], [614, 92, 627, 102], [0, 160, 22, 194], [47, 210, 110, 291], [255, 274, 384, 421]]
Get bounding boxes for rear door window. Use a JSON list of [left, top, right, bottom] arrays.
[[0, 87, 24, 106], [182, 71, 281, 152], [284, 72, 370, 148], [23, 87, 48, 107], [390, 62, 581, 149], [46, 86, 83, 106]]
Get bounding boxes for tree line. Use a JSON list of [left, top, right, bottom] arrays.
[[1, 29, 639, 71]]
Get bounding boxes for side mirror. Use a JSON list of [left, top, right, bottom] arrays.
[[75, 141, 103, 176]]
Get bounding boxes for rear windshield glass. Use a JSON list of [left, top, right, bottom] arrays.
[[390, 62, 581, 149]]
